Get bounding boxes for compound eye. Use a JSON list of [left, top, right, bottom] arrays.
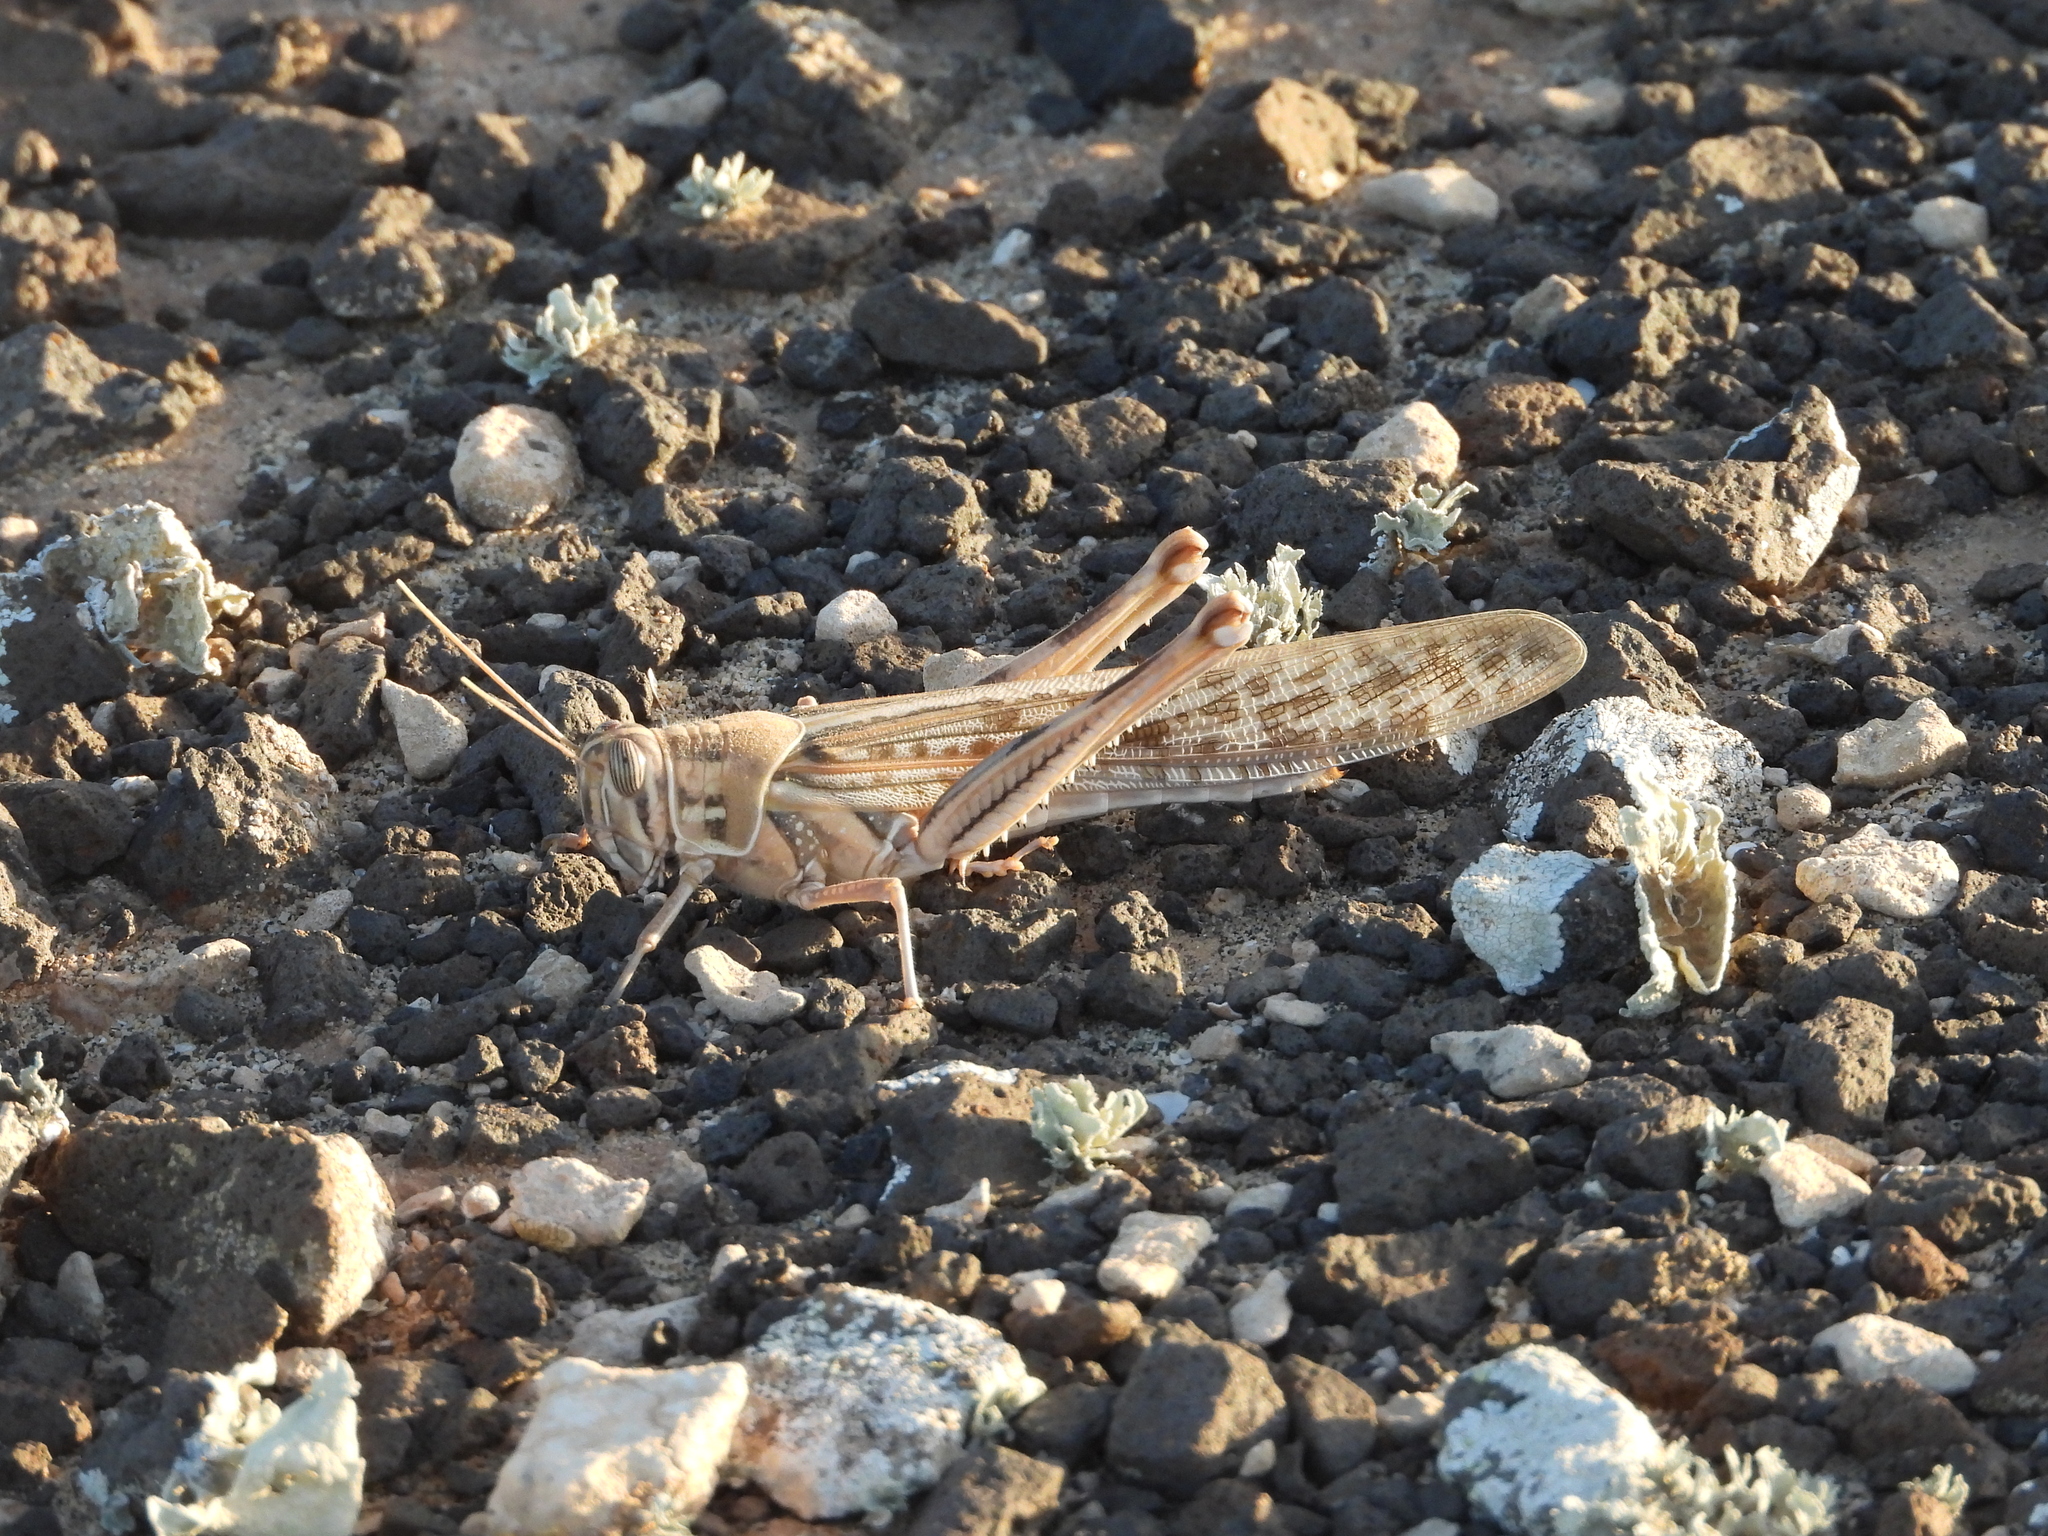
[[607, 739, 645, 800]]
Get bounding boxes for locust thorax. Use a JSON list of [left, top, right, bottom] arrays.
[[577, 712, 806, 887]]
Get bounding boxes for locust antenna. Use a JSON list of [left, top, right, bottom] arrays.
[[394, 579, 576, 755]]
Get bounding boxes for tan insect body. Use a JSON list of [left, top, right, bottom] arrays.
[[399, 528, 1586, 1009]]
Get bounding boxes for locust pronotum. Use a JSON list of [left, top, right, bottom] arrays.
[[398, 527, 1585, 1010]]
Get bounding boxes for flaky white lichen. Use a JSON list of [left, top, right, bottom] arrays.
[[1900, 1465, 1968, 1513], [31, 501, 251, 677], [501, 274, 636, 389], [1196, 543, 1323, 646], [671, 150, 775, 224], [1553, 1442, 1837, 1536], [1368, 480, 1477, 577], [1619, 767, 1736, 1019], [1697, 1105, 1789, 1189], [0, 1052, 68, 1198], [1031, 1078, 1148, 1175], [146, 1351, 364, 1536]]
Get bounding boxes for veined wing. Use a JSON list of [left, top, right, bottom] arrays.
[[779, 610, 1584, 813]]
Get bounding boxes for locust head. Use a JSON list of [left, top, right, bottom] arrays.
[[577, 712, 805, 889]]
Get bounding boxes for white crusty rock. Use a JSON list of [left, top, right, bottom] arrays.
[[1432, 1024, 1591, 1098], [508, 1156, 649, 1249], [1538, 80, 1627, 135], [1775, 783, 1831, 832], [33, 500, 251, 677], [1098, 1211, 1215, 1303], [1348, 401, 1461, 484], [814, 587, 898, 645], [1438, 1345, 1666, 1533], [567, 1295, 704, 1367], [625, 77, 728, 131], [1813, 1314, 1976, 1395], [1758, 1141, 1869, 1227], [1493, 695, 1765, 841], [923, 647, 996, 691], [1910, 195, 1989, 252], [515, 947, 592, 1010], [0, 1056, 65, 1196], [1449, 845, 1604, 996], [1353, 165, 1500, 230], [485, 1359, 747, 1536], [685, 944, 804, 1024], [379, 679, 466, 781], [730, 1286, 1044, 1521], [1795, 824, 1959, 919], [451, 404, 580, 531], [1833, 698, 1968, 790], [1230, 1267, 1293, 1346]]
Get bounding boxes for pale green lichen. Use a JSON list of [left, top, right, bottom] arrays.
[[1554, 1442, 1837, 1536], [502, 274, 636, 389], [1031, 1078, 1148, 1175], [1900, 1465, 1968, 1513], [671, 150, 775, 224], [1368, 481, 1477, 578], [1618, 767, 1735, 1019], [1697, 1105, 1789, 1190], [146, 1350, 364, 1536], [32, 502, 251, 677], [1197, 543, 1323, 646]]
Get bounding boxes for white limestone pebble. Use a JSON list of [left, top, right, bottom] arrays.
[[567, 1295, 703, 1367], [1449, 845, 1601, 995], [1377, 1391, 1447, 1444], [814, 588, 898, 645], [1813, 1314, 1977, 1395], [1353, 165, 1500, 230], [451, 404, 580, 531], [625, 76, 727, 131], [1910, 195, 1990, 252], [1538, 80, 1627, 134], [1795, 823, 1960, 919], [1437, 1345, 1665, 1532], [1494, 696, 1765, 841], [1230, 1268, 1294, 1346], [1758, 1141, 1870, 1227], [508, 1156, 650, 1249], [1189, 1022, 1243, 1061], [685, 944, 804, 1024], [1224, 1182, 1294, 1221], [396, 1185, 457, 1223], [1507, 275, 1588, 344], [484, 1359, 747, 1536], [295, 888, 354, 933], [1098, 1211, 1215, 1303], [1431, 1024, 1591, 1098], [1261, 994, 1327, 1028], [1348, 400, 1461, 484], [1010, 1277, 1066, 1316], [460, 1183, 501, 1220], [515, 948, 593, 1010], [730, 1286, 1044, 1521], [1775, 783, 1831, 832], [380, 679, 467, 781], [1833, 698, 1968, 790], [922, 647, 995, 691]]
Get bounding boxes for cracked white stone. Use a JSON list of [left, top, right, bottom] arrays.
[[451, 405, 580, 531], [1449, 845, 1600, 996], [1795, 824, 1959, 919], [380, 679, 467, 781], [515, 948, 593, 1010], [1813, 1314, 1976, 1395], [685, 944, 803, 1024], [1230, 1268, 1293, 1346], [1538, 80, 1626, 135], [1432, 1024, 1590, 1098], [814, 587, 898, 645], [1353, 165, 1499, 230], [484, 1359, 747, 1536], [1775, 784, 1831, 832], [1910, 195, 1989, 252], [1098, 1211, 1214, 1303], [1348, 401, 1461, 484], [1833, 699, 1968, 790], [1758, 1141, 1869, 1227], [508, 1157, 649, 1250]]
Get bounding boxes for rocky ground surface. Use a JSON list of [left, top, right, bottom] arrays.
[[16, 0, 2048, 1532]]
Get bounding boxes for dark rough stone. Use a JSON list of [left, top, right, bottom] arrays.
[[428, 112, 539, 230], [641, 185, 890, 293], [1013, 0, 1212, 106], [1528, 1226, 1747, 1334], [575, 376, 720, 491], [1776, 948, 1929, 1033], [103, 105, 407, 240], [0, 780, 132, 881], [1590, 1096, 1716, 1191], [1289, 277, 1394, 371], [1334, 1106, 1536, 1233], [906, 1444, 1065, 1536], [0, 204, 120, 337], [918, 906, 1076, 987], [781, 323, 881, 392], [308, 185, 511, 322], [1291, 1224, 1542, 1345], [847, 455, 982, 558], [0, 322, 194, 475], [1980, 788, 2048, 879], [298, 636, 387, 766], [1893, 282, 2037, 375], [852, 274, 1047, 377], [879, 1071, 1046, 1213], [1225, 458, 1416, 585], [355, 850, 475, 920], [129, 718, 323, 911], [1780, 997, 1895, 1138], [1547, 285, 1741, 392], [530, 140, 649, 253], [255, 931, 375, 1045], [1026, 394, 1168, 483], [1451, 375, 1588, 466], [1163, 78, 1359, 206], [1272, 1356, 1377, 1481], [730, 1131, 834, 1221], [1864, 1168, 2047, 1254], [1106, 1327, 1290, 1489], [465, 1259, 550, 1339], [99, 1032, 171, 1099], [1083, 948, 1183, 1026], [706, 1, 948, 185], [1615, 128, 1846, 268]]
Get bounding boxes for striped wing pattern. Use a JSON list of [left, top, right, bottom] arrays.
[[779, 610, 1584, 816]]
